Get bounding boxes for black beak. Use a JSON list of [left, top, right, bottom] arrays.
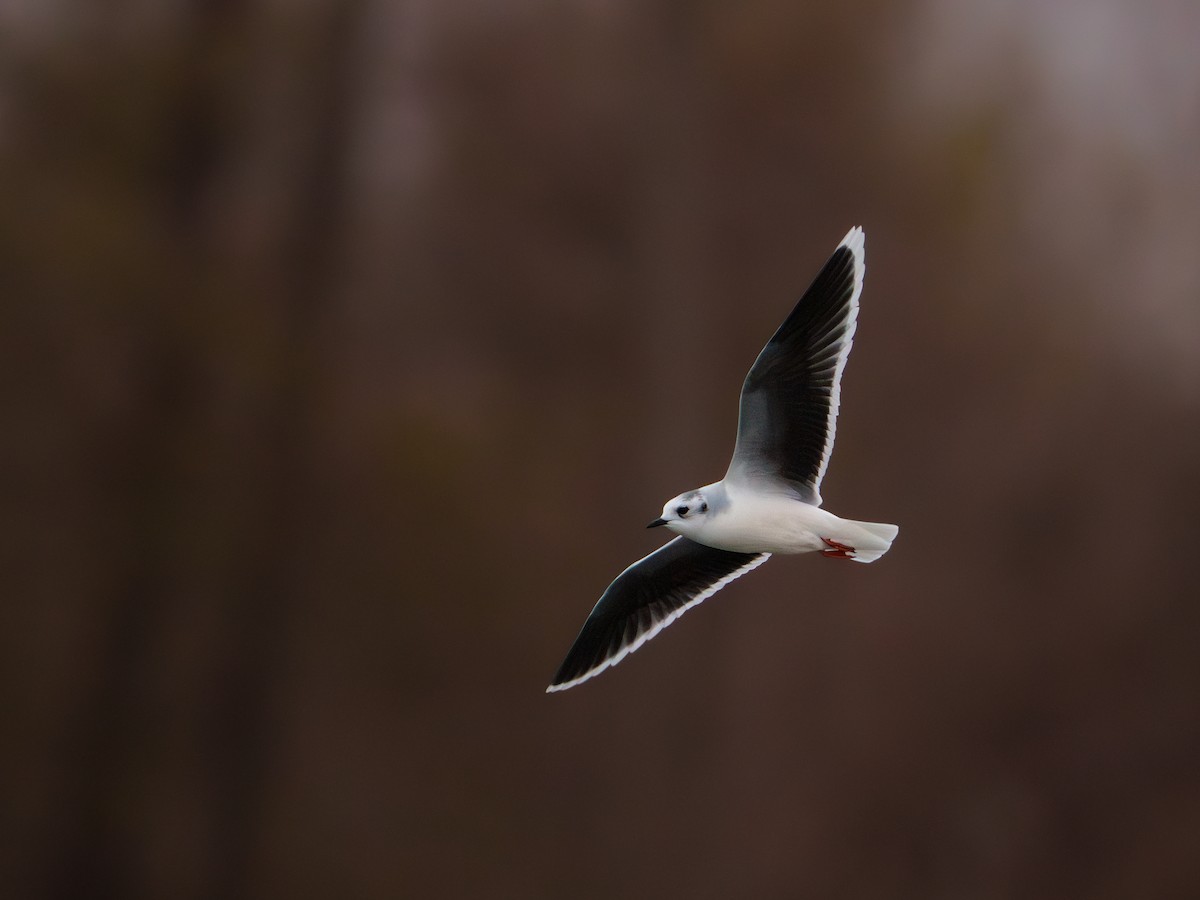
[[647, 518, 668, 529]]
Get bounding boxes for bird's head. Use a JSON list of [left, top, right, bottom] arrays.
[[648, 489, 710, 534]]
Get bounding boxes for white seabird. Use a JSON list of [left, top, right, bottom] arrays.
[[547, 227, 898, 692]]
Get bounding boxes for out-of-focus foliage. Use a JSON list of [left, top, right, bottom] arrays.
[[3, 1, 1199, 898]]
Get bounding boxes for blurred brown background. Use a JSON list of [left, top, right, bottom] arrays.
[[3, 1, 1200, 898]]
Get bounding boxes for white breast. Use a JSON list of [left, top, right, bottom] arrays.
[[676, 487, 837, 554]]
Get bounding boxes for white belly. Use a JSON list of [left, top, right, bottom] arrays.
[[680, 492, 837, 554]]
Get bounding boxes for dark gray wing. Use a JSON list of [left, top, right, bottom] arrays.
[[724, 227, 864, 506], [547, 537, 770, 692]]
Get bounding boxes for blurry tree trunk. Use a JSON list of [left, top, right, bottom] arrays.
[[43, 2, 366, 898], [634, 9, 715, 481]]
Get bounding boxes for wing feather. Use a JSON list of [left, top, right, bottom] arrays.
[[724, 227, 865, 505], [547, 537, 769, 692]]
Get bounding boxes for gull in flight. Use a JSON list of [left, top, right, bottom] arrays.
[[547, 227, 897, 692]]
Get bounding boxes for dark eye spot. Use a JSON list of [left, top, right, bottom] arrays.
[[676, 505, 689, 516], [700, 502, 708, 513]]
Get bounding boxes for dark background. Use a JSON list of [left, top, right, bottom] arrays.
[[4, 1, 1200, 898]]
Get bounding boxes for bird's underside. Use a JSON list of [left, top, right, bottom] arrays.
[[547, 227, 896, 692]]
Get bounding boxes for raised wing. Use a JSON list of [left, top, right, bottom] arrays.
[[547, 537, 769, 692], [724, 227, 864, 506]]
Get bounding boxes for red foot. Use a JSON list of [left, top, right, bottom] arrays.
[[821, 537, 856, 560]]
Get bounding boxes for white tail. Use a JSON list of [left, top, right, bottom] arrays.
[[845, 520, 898, 563]]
